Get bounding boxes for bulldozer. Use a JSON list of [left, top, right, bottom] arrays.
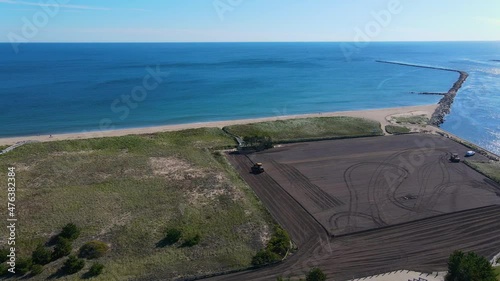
[[251, 163, 264, 174], [450, 153, 461, 163]]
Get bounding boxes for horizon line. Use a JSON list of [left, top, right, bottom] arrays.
[[0, 40, 499, 44]]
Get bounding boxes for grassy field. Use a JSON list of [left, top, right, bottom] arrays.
[[224, 117, 383, 143], [464, 160, 500, 184], [385, 125, 411, 135], [391, 115, 429, 125], [495, 266, 500, 280], [0, 128, 274, 280]]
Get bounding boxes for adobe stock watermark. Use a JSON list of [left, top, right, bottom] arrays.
[[340, 0, 403, 61], [213, 0, 245, 21], [7, 0, 69, 54], [80, 65, 169, 138]]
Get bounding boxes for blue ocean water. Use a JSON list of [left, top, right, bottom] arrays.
[[0, 42, 499, 154]]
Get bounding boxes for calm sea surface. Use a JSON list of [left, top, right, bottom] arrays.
[[0, 42, 499, 153]]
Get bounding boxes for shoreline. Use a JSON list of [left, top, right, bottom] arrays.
[[0, 105, 438, 146], [376, 60, 469, 126]]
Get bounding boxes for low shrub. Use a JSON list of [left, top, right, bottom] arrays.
[[52, 237, 72, 260], [306, 268, 326, 281], [32, 244, 52, 265], [0, 248, 9, 263], [31, 264, 44, 276], [63, 255, 85, 274], [60, 223, 81, 241], [181, 234, 201, 247], [251, 249, 280, 267], [251, 225, 291, 267], [16, 257, 33, 275], [87, 262, 104, 277]]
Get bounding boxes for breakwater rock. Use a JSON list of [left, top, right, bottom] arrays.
[[376, 60, 469, 127]]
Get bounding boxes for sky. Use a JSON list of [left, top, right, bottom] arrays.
[[1, 0, 499, 42]]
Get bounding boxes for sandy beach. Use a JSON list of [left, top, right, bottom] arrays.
[[0, 104, 438, 146]]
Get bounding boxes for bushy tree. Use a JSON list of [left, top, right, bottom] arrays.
[[32, 244, 52, 265], [63, 255, 85, 274], [445, 250, 497, 281], [267, 227, 291, 257], [52, 237, 72, 260], [79, 241, 109, 259], [16, 257, 33, 275], [306, 268, 326, 281], [251, 249, 280, 267], [60, 223, 80, 241], [181, 234, 201, 247], [87, 262, 104, 277]]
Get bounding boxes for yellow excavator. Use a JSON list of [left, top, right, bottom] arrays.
[[251, 163, 264, 174]]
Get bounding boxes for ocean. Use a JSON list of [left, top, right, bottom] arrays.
[[0, 42, 499, 154]]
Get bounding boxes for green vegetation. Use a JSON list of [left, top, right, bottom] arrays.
[[392, 114, 429, 125], [252, 225, 291, 267], [52, 237, 72, 260], [158, 228, 182, 246], [464, 160, 500, 184], [16, 257, 33, 275], [225, 117, 383, 143], [0, 128, 274, 280], [0, 248, 9, 262], [30, 264, 44, 276], [32, 244, 52, 265], [181, 233, 201, 247], [0, 263, 9, 276], [495, 266, 500, 281], [306, 268, 327, 281], [87, 262, 105, 277], [60, 223, 81, 241], [0, 145, 8, 151], [385, 125, 411, 135], [63, 255, 85, 274], [243, 135, 273, 150], [446, 250, 497, 281], [79, 241, 109, 259]]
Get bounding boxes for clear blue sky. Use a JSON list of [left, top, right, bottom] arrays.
[[1, 0, 499, 42]]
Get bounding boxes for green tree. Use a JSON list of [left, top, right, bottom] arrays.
[[87, 262, 104, 277], [79, 241, 109, 259], [0, 248, 9, 263], [32, 244, 52, 265], [60, 223, 81, 241], [306, 268, 326, 281], [63, 255, 85, 274], [445, 250, 497, 281], [52, 237, 72, 260], [16, 257, 33, 275], [268, 227, 291, 257], [251, 249, 280, 267]]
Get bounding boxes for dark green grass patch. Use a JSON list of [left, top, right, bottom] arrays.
[[224, 117, 383, 143]]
